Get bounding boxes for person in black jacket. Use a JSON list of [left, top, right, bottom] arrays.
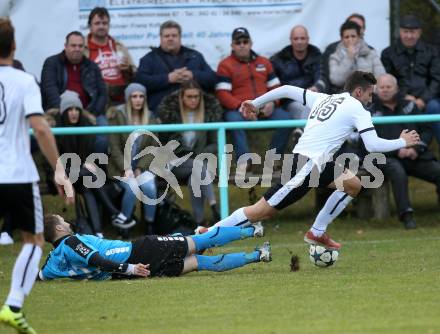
[[270, 25, 321, 120], [371, 74, 440, 229], [134, 20, 217, 116], [40, 31, 108, 153], [381, 15, 440, 145]]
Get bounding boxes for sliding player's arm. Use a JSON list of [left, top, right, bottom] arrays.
[[69, 236, 150, 277], [37, 238, 149, 280], [65, 236, 149, 277], [88, 253, 150, 277]]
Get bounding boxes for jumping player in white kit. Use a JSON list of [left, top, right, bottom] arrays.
[[0, 18, 74, 334], [208, 71, 420, 250]]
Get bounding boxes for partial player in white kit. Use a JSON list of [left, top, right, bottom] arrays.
[[0, 18, 74, 334], [209, 71, 420, 249]]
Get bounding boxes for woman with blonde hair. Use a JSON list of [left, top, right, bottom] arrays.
[[107, 83, 157, 234]]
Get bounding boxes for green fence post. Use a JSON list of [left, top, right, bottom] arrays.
[[217, 127, 229, 219]]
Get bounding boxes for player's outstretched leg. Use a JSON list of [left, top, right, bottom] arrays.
[[304, 190, 350, 250], [190, 224, 263, 253], [304, 173, 361, 250], [194, 241, 272, 272], [194, 207, 251, 234], [207, 199, 277, 231]]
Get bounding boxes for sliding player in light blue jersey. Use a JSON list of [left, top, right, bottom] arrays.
[[39, 215, 270, 281]]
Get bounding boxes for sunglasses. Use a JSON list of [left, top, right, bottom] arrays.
[[233, 39, 250, 46]]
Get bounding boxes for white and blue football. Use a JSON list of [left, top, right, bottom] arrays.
[[309, 245, 339, 267]]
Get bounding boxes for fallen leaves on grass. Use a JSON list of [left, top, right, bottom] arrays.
[[290, 255, 300, 272], [286, 248, 300, 272]]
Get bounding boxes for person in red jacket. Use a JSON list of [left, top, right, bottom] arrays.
[[216, 27, 291, 168]]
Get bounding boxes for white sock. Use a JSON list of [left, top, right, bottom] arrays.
[[209, 208, 248, 230], [5, 244, 43, 308], [311, 190, 353, 237]]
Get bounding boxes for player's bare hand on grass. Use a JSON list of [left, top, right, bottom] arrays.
[[400, 129, 420, 147], [240, 100, 258, 120], [134, 263, 150, 277]]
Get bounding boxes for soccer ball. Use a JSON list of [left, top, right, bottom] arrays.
[[309, 245, 339, 267]]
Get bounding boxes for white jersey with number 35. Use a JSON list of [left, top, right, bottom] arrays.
[[0, 66, 44, 184], [293, 92, 374, 167], [252, 85, 405, 170]]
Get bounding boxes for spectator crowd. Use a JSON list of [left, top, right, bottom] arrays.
[[1, 8, 440, 245]]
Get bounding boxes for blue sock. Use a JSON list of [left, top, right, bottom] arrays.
[[191, 226, 254, 252], [195, 251, 260, 272]]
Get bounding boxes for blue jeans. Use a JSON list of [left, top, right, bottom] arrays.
[[118, 172, 157, 222], [95, 115, 109, 154], [425, 98, 440, 145], [223, 108, 291, 161]]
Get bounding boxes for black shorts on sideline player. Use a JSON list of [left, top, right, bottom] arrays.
[[124, 235, 189, 277], [0, 182, 43, 234], [264, 153, 344, 210]]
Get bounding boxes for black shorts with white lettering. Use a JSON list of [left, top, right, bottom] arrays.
[[126, 235, 188, 277], [263, 154, 343, 210], [0, 182, 43, 234]]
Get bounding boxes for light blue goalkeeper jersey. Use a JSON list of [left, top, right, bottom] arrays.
[[40, 234, 132, 281]]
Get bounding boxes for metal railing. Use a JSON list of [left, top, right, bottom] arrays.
[[38, 114, 440, 219]]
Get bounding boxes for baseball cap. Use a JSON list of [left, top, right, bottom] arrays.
[[400, 15, 422, 29], [232, 27, 251, 41]]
